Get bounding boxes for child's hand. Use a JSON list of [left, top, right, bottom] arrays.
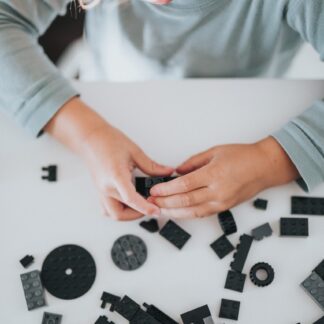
[[149, 137, 299, 219], [45, 98, 173, 221]]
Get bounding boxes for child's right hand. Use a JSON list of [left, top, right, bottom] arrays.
[[45, 97, 173, 221]]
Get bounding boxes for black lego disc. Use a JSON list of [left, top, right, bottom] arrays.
[[111, 235, 147, 271], [41, 244, 96, 300]]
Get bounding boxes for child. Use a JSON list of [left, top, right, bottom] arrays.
[[0, 0, 323, 220]]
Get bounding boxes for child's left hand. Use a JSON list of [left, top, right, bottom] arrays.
[[149, 137, 299, 219]]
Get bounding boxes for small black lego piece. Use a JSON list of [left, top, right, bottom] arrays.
[[143, 303, 178, 324], [280, 217, 309, 237], [314, 259, 324, 281], [210, 235, 235, 259], [314, 316, 324, 324], [159, 220, 191, 250], [41, 244, 96, 300], [111, 235, 147, 271], [181, 304, 213, 324], [291, 196, 324, 216], [42, 312, 62, 324], [253, 198, 268, 210], [136, 176, 176, 198], [114, 295, 141, 321], [41, 165, 57, 182], [101, 291, 121, 311], [140, 219, 159, 233], [251, 223, 273, 241], [219, 299, 240, 321], [218, 210, 237, 235], [129, 308, 161, 324], [224, 270, 246, 293], [249, 262, 275, 287], [95, 315, 115, 324], [20, 255, 34, 268], [20, 270, 46, 311], [230, 234, 253, 273]]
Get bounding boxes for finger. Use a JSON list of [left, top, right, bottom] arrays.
[[116, 176, 160, 216], [160, 202, 220, 219], [133, 149, 174, 176], [150, 169, 206, 197], [149, 187, 212, 208], [176, 150, 212, 174], [102, 196, 143, 221]]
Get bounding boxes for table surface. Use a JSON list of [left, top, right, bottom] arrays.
[[1, 80, 324, 324]]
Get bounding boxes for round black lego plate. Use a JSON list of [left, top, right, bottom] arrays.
[[111, 234, 147, 271], [41, 244, 96, 300]]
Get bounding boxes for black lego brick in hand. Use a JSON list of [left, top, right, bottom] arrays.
[[159, 220, 191, 250], [210, 235, 235, 259], [225, 270, 246, 293], [280, 217, 309, 237], [219, 299, 240, 321], [41, 165, 57, 182], [218, 210, 237, 235], [135, 176, 176, 198], [143, 303, 178, 324], [230, 234, 253, 273], [20, 255, 34, 268], [181, 304, 213, 324], [140, 219, 159, 233], [291, 196, 324, 215], [42, 312, 62, 324], [251, 223, 273, 241], [253, 198, 268, 210], [249, 262, 275, 287]]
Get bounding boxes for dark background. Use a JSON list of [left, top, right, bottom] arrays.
[[39, 5, 85, 64]]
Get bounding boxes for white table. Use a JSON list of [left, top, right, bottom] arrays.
[[1, 80, 324, 324]]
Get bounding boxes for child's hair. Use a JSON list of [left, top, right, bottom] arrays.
[[78, 0, 101, 9]]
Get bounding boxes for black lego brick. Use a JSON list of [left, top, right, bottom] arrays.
[[253, 198, 268, 210], [42, 312, 62, 324], [136, 177, 176, 198], [101, 291, 121, 311], [159, 220, 191, 250], [115, 295, 140, 321], [20, 255, 34, 268], [95, 315, 115, 324], [143, 303, 178, 324], [314, 316, 324, 324], [251, 223, 273, 241], [314, 260, 324, 281], [181, 304, 211, 324], [219, 299, 240, 321], [41, 165, 57, 182], [210, 235, 235, 259], [218, 210, 237, 235], [224, 270, 246, 293], [230, 234, 253, 273], [280, 217, 309, 237], [291, 196, 324, 216], [129, 309, 161, 324], [140, 219, 160, 233]]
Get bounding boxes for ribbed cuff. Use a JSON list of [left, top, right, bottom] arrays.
[[272, 122, 324, 192], [16, 77, 79, 137]]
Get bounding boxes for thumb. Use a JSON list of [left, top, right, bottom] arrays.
[[133, 149, 174, 176]]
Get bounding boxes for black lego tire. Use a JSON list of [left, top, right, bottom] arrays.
[[218, 210, 237, 235], [249, 262, 274, 287], [41, 244, 96, 300]]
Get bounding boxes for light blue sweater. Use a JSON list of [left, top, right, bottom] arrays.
[[0, 0, 323, 190]]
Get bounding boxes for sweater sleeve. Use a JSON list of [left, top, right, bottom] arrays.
[[0, 0, 79, 136], [272, 0, 324, 191]]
